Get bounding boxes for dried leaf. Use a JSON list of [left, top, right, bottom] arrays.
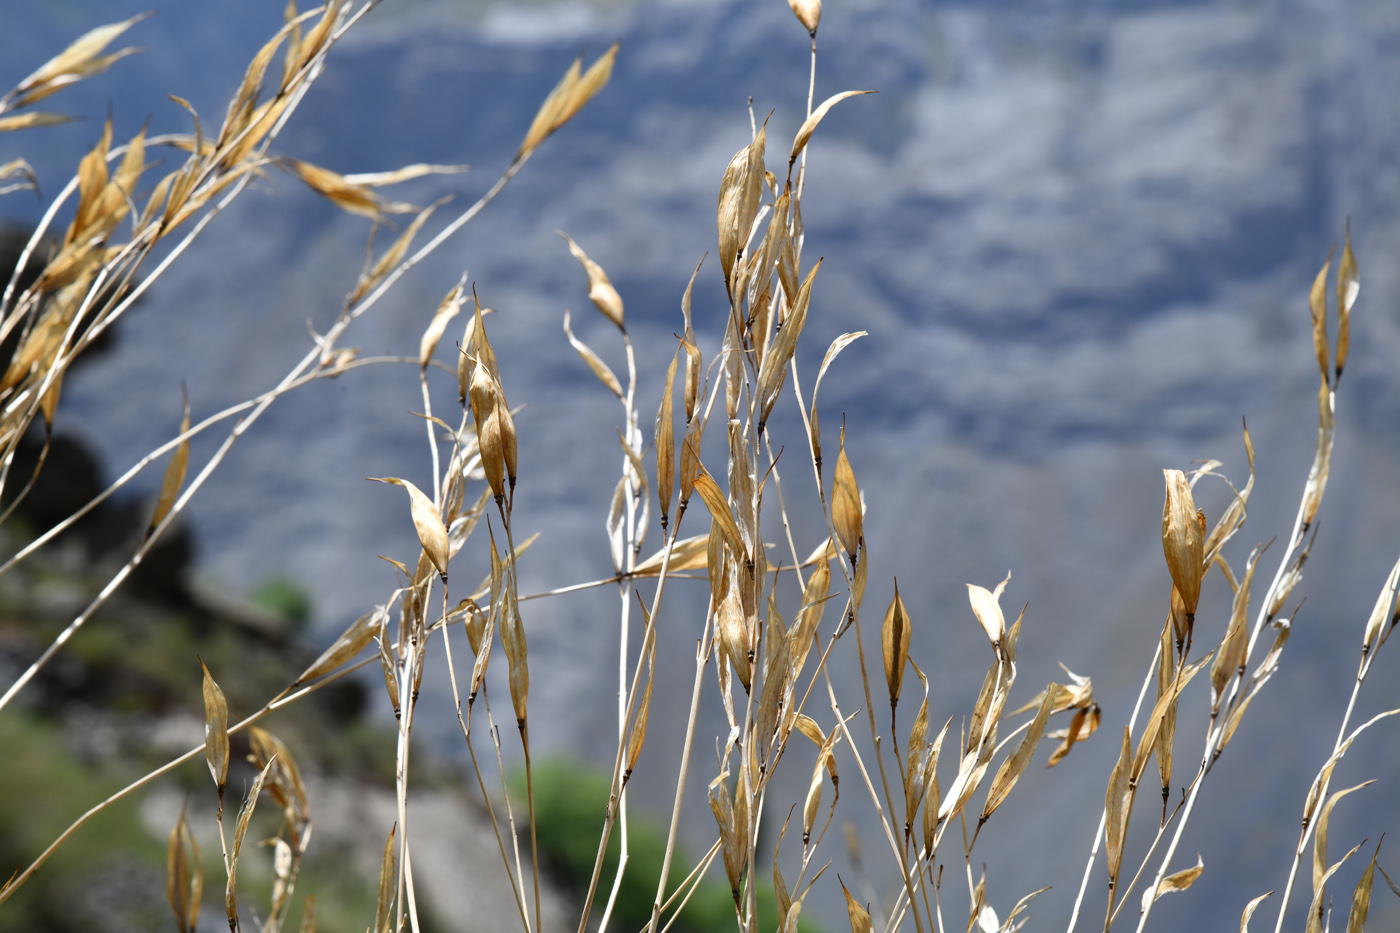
[[284, 158, 416, 221], [1314, 781, 1375, 898], [350, 198, 442, 306], [1309, 256, 1331, 384], [1240, 891, 1273, 932], [374, 825, 397, 933], [560, 231, 625, 331], [1308, 841, 1367, 933], [228, 757, 274, 926], [518, 43, 618, 159], [790, 91, 875, 167], [1344, 841, 1381, 933], [841, 879, 873, 933], [1211, 544, 1260, 715], [296, 608, 380, 684], [1336, 225, 1359, 382], [166, 801, 202, 933], [370, 477, 449, 578], [882, 582, 911, 705], [0, 112, 75, 132], [200, 660, 230, 796], [967, 572, 1011, 655], [0, 158, 38, 195], [342, 163, 471, 187], [810, 331, 866, 413], [656, 347, 679, 527], [7, 12, 148, 109], [1141, 854, 1204, 913], [149, 389, 190, 537], [1302, 374, 1335, 529], [1105, 726, 1132, 885], [693, 469, 747, 566], [562, 308, 622, 397], [419, 282, 465, 371], [982, 681, 1056, 822]]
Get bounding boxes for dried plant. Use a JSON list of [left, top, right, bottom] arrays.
[[0, 4, 1394, 933]]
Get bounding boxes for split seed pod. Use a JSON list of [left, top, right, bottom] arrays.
[[1161, 469, 1204, 632], [200, 660, 230, 802], [788, 0, 821, 36], [560, 231, 625, 331]]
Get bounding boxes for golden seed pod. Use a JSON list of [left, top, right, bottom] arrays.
[[831, 424, 862, 560], [1161, 469, 1204, 620], [881, 583, 911, 705], [560, 231, 625, 331], [787, 0, 821, 36]]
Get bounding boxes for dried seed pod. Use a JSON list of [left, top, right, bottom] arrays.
[[1104, 726, 1133, 889], [840, 879, 873, 933], [966, 572, 1011, 657], [1161, 469, 1204, 634], [165, 800, 202, 933], [370, 477, 449, 578], [517, 43, 618, 160], [1308, 256, 1331, 385], [1336, 224, 1359, 383], [200, 660, 229, 800], [419, 282, 464, 371], [717, 125, 766, 297], [787, 0, 821, 35], [831, 424, 862, 560], [882, 582, 911, 706], [560, 231, 625, 331]]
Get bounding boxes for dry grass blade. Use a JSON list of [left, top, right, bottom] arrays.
[[518, 43, 619, 159], [0, 158, 38, 195], [342, 163, 470, 186], [788, 91, 875, 167], [1308, 257, 1331, 385], [1132, 652, 1209, 785], [370, 477, 449, 578], [811, 331, 866, 411], [4, 11, 148, 110], [1105, 726, 1133, 889], [501, 593, 529, 726], [351, 199, 444, 306], [1344, 840, 1381, 933], [656, 346, 679, 528], [981, 680, 1056, 822], [841, 878, 874, 933], [1335, 225, 1359, 382], [1313, 781, 1375, 899], [560, 231, 625, 331], [1211, 545, 1260, 715], [166, 801, 202, 933], [693, 469, 747, 565], [757, 259, 821, 431], [229, 756, 275, 927], [967, 572, 1011, 657], [283, 158, 417, 222], [1140, 854, 1203, 913], [1301, 374, 1334, 530], [0, 112, 76, 132], [248, 728, 311, 845], [563, 308, 623, 397], [295, 608, 381, 685], [200, 660, 230, 799], [1306, 840, 1366, 933], [149, 388, 191, 537], [1361, 553, 1400, 657], [374, 825, 397, 933], [419, 282, 464, 371], [1239, 891, 1273, 932], [882, 582, 911, 706]]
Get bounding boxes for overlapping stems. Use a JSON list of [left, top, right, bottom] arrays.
[[0, 2, 614, 920]]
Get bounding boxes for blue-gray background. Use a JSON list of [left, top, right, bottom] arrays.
[[4, 0, 1400, 929]]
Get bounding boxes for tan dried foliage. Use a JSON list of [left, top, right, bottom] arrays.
[[374, 825, 397, 933], [1140, 854, 1204, 913], [149, 389, 190, 537], [1105, 725, 1133, 886], [370, 477, 449, 578], [560, 231, 625, 331], [165, 801, 202, 933], [841, 878, 873, 933], [787, 0, 822, 35], [4, 12, 147, 111], [881, 582, 911, 705], [982, 681, 1056, 822], [518, 43, 619, 159], [200, 660, 229, 795], [967, 572, 1011, 656], [789, 91, 874, 168], [717, 123, 766, 296], [831, 424, 862, 560], [1162, 469, 1205, 626]]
